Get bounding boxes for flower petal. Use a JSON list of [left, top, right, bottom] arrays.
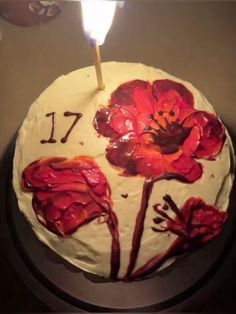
[[171, 154, 202, 182], [181, 126, 200, 156], [110, 80, 155, 115], [22, 157, 112, 235], [153, 80, 194, 123], [135, 153, 167, 178], [181, 197, 227, 243], [163, 196, 227, 247], [108, 80, 156, 135], [106, 134, 138, 175], [183, 112, 226, 159], [94, 108, 119, 139], [109, 107, 137, 136], [153, 79, 194, 106]]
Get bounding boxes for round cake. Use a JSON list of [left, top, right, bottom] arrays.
[[13, 62, 234, 281]]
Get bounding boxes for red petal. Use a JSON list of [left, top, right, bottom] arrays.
[[45, 204, 62, 223], [54, 214, 79, 235], [56, 202, 103, 235], [135, 154, 167, 177], [49, 183, 89, 193], [105, 80, 156, 137], [82, 202, 104, 219], [153, 80, 195, 124], [164, 197, 227, 250], [35, 191, 51, 202], [68, 192, 92, 205], [171, 154, 202, 182], [110, 109, 136, 135], [106, 134, 138, 175], [81, 168, 107, 196], [110, 80, 154, 115], [94, 108, 119, 139], [153, 80, 194, 106], [22, 158, 88, 191], [22, 156, 112, 236], [183, 112, 226, 159], [181, 197, 227, 242], [181, 126, 200, 155], [134, 141, 168, 177], [81, 168, 101, 187], [51, 192, 91, 210]]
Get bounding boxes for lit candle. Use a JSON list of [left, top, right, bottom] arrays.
[[81, 0, 118, 90]]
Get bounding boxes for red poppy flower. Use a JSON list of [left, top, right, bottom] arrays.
[[94, 79, 225, 182], [21, 156, 113, 236], [22, 156, 121, 279], [152, 195, 227, 247], [130, 195, 227, 279]]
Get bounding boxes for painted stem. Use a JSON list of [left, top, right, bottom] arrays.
[[125, 179, 154, 279], [107, 211, 120, 280], [129, 239, 179, 280]]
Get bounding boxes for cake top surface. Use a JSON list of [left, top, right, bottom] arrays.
[[13, 62, 234, 280]]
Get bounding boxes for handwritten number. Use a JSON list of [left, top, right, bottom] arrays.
[[40, 112, 57, 144], [41, 112, 83, 144], [60, 112, 83, 143]]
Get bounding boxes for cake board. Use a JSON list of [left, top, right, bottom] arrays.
[[0, 135, 236, 312]]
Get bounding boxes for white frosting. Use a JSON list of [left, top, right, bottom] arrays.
[[13, 62, 234, 279]]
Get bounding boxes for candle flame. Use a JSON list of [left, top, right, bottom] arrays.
[[81, 0, 117, 46]]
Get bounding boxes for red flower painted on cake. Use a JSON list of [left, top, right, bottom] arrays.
[[22, 156, 120, 279], [130, 195, 227, 279], [94, 79, 225, 182], [22, 156, 113, 236], [152, 195, 227, 247]]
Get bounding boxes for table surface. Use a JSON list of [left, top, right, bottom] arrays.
[[0, 1, 236, 312]]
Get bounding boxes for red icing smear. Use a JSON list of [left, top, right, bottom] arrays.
[[22, 156, 120, 280], [94, 79, 225, 181], [129, 195, 227, 280]]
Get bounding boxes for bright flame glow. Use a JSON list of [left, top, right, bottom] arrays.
[[81, 0, 117, 46]]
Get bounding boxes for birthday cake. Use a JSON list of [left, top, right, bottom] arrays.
[[13, 62, 234, 280]]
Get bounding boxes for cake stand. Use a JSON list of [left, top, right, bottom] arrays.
[[0, 135, 235, 312]]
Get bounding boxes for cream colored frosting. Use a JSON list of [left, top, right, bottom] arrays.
[[13, 62, 234, 279]]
